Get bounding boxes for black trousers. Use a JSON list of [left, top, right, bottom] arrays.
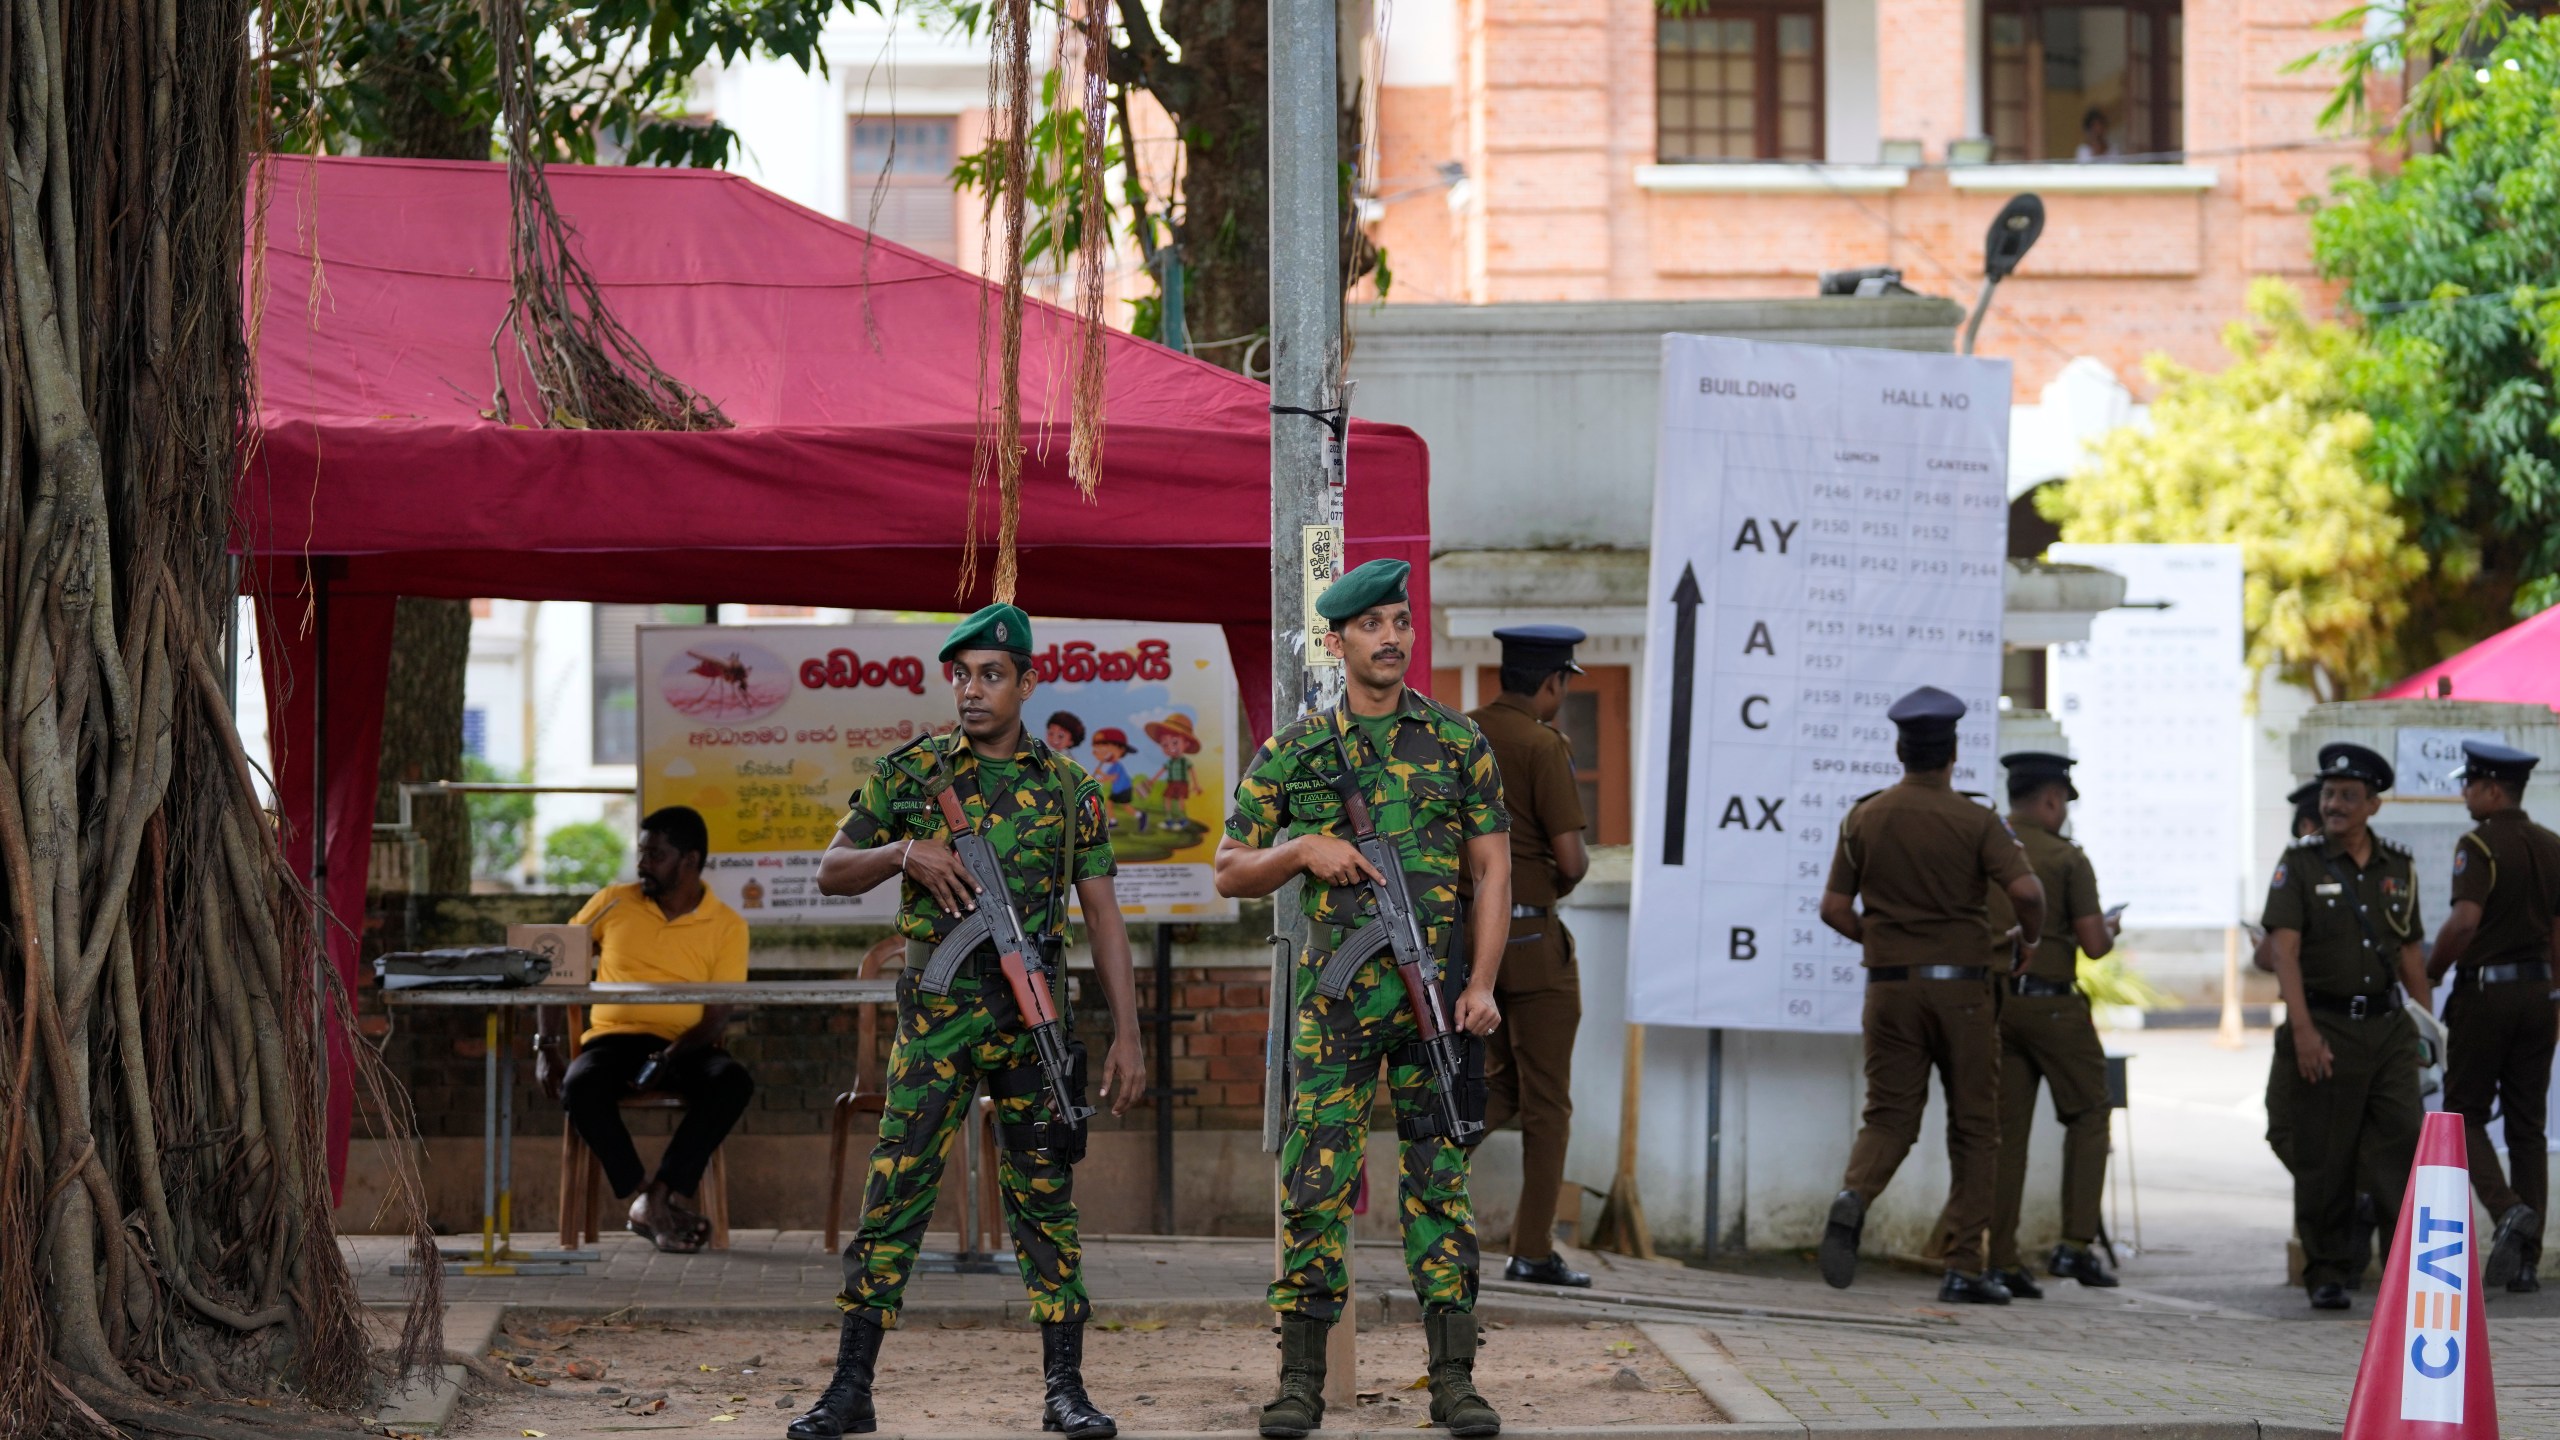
[[561, 1034, 755, 1200]]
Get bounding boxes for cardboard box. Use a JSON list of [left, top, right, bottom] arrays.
[[508, 923, 594, 987]]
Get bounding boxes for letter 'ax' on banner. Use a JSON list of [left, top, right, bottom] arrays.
[[2342, 1110, 2499, 1438]]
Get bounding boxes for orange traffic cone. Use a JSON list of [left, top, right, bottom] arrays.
[[2342, 1109, 2499, 1438]]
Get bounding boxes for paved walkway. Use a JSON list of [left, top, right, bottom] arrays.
[[349, 1031, 2560, 1436]]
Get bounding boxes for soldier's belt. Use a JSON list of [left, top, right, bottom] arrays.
[[2008, 974, 2078, 998], [2302, 987, 2402, 1020], [2467, 960, 2553, 988], [907, 933, 1062, 995], [1868, 964, 1989, 983]]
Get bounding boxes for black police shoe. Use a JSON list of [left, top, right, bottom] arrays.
[[2486, 1204, 2541, 1291], [1993, 1267, 2044, 1300], [2048, 1244, 2120, 1289], [1818, 1189, 1866, 1290], [2309, 1282, 2351, 1311], [2511, 1264, 2541, 1295], [1937, 1270, 2013, 1305], [1504, 1253, 1592, 1288]]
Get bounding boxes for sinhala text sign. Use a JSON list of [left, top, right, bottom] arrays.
[[1629, 335, 2012, 1033], [636, 622, 1238, 923]]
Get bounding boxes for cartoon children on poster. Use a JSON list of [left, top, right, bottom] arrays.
[[1031, 704, 1212, 863]]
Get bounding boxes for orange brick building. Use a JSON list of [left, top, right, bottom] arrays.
[[1365, 0, 2366, 399]]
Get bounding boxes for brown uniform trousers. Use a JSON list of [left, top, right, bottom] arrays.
[[1989, 994, 2110, 1267], [1843, 977, 2002, 1272], [2443, 978, 2557, 1265], [1484, 916, 1578, 1256]]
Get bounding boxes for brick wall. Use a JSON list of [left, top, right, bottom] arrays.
[[1383, 0, 2373, 402]]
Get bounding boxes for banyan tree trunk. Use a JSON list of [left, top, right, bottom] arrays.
[[0, 2, 435, 1433]]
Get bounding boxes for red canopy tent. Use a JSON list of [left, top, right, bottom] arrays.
[[238, 154, 1431, 1183], [2380, 607, 2560, 707]]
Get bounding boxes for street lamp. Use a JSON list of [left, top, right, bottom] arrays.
[[1961, 193, 2045, 356]]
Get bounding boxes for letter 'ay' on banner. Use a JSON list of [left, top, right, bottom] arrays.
[[1627, 336, 2012, 1033]]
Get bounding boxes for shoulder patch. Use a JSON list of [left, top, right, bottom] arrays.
[[2290, 833, 2325, 850], [2272, 861, 2289, 889], [2377, 835, 2411, 859]]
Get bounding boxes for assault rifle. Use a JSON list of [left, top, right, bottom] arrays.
[[1310, 720, 1484, 1145], [917, 783, 1095, 1133]]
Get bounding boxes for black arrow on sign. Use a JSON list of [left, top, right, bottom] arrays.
[[1663, 562, 1702, 866]]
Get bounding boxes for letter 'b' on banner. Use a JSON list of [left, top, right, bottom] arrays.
[[2343, 1110, 2499, 1439]]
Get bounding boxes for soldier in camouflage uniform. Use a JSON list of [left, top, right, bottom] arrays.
[[1214, 559, 1514, 1440], [794, 605, 1146, 1440]]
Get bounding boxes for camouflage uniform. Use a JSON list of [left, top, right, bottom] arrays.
[[1229, 692, 1509, 1322], [835, 731, 1113, 1327]]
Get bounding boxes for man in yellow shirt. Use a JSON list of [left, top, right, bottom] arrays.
[[536, 806, 752, 1252]]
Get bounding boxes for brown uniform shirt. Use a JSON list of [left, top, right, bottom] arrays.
[[1465, 693, 1587, 909], [1826, 771, 2033, 968], [1985, 819, 2103, 981], [2261, 830, 2422, 998], [2449, 808, 2560, 971]]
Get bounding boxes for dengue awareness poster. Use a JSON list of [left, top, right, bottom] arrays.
[[636, 622, 1240, 923], [1628, 335, 2012, 1033]]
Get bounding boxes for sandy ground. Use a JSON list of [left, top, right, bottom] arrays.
[[445, 1315, 1719, 1435]]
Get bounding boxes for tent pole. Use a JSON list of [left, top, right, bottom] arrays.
[[314, 573, 330, 925], [1270, 0, 1350, 1403]]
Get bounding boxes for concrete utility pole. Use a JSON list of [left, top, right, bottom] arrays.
[[1268, 0, 1353, 1408]]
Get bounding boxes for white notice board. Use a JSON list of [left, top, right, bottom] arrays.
[[1628, 336, 2013, 1033], [2046, 544, 2245, 928]]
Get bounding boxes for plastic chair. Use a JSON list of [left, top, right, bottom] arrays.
[[555, 1006, 733, 1252], [825, 936, 1002, 1254]]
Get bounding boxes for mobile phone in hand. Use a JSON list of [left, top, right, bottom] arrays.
[[633, 1051, 666, 1092]]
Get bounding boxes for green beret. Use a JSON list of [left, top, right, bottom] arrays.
[[940, 603, 1034, 662], [1314, 559, 1411, 624]]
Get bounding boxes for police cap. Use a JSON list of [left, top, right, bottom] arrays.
[[1314, 559, 1412, 624], [2455, 739, 2540, 789], [1492, 624, 1587, 677], [2315, 742, 2394, 794], [940, 603, 1035, 663], [1886, 686, 1966, 742], [2286, 780, 2321, 811], [2001, 750, 2079, 801]]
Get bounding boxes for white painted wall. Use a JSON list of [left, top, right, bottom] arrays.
[[702, 9, 1000, 222], [1825, 0, 1881, 165]]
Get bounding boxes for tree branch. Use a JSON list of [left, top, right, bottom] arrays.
[[1108, 0, 1196, 117]]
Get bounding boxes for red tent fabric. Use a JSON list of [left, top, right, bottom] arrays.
[[2380, 607, 2560, 707], [239, 154, 1432, 1187]]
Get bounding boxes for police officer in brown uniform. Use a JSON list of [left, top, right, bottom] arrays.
[[1984, 752, 2124, 1298], [2263, 742, 2432, 1311], [2426, 740, 2560, 1293], [1817, 687, 2043, 1305], [1465, 625, 1594, 1287]]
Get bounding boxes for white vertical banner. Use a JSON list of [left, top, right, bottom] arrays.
[[2045, 543, 2246, 928], [1628, 336, 2012, 1033]]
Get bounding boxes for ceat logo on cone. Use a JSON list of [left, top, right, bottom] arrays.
[[2343, 1110, 2500, 1438]]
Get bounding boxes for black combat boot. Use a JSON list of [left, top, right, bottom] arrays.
[[1424, 1308, 1501, 1438], [1039, 1321, 1117, 1438], [1257, 1313, 1331, 1439], [787, 1312, 884, 1439]]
